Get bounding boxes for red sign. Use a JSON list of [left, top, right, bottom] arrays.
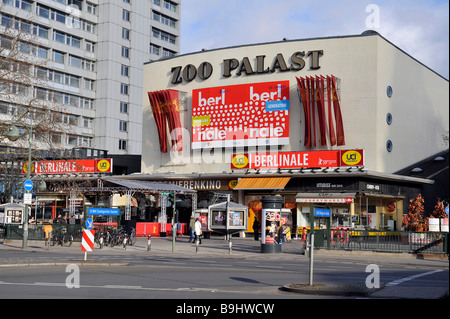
[[192, 81, 290, 149], [22, 159, 113, 174], [231, 149, 364, 169], [250, 150, 340, 169], [81, 229, 95, 252]]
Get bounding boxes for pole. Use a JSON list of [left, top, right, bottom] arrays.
[[172, 193, 176, 253], [309, 232, 315, 286], [22, 112, 33, 249]]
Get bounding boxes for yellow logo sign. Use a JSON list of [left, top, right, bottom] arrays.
[[228, 179, 238, 189], [232, 154, 249, 169], [97, 159, 111, 172], [342, 150, 362, 166], [192, 115, 211, 126]]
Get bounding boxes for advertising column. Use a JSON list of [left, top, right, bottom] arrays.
[[261, 195, 283, 253]]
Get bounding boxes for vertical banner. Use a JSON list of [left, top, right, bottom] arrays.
[[148, 89, 183, 153], [148, 92, 167, 152], [325, 76, 337, 146], [296, 77, 311, 147], [331, 75, 345, 146], [307, 77, 316, 147], [315, 76, 327, 146]]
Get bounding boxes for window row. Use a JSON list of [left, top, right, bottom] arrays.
[[153, 0, 178, 13], [150, 44, 176, 58], [1, 14, 96, 53], [152, 27, 176, 45], [36, 4, 96, 34], [152, 11, 176, 28], [36, 67, 95, 90], [34, 87, 94, 109]]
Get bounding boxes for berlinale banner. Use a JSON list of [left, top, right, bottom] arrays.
[[148, 89, 183, 153], [22, 159, 113, 175], [192, 81, 290, 149]]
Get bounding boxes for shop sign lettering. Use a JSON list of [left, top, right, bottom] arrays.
[[170, 50, 323, 84]]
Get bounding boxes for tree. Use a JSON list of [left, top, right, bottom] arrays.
[[430, 198, 448, 219], [403, 194, 428, 232], [1, 4, 72, 202]]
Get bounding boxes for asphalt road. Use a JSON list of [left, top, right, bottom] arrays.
[[0, 237, 448, 301]]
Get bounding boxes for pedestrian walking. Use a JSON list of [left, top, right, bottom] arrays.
[[252, 216, 260, 241], [194, 218, 202, 244], [188, 215, 195, 243]]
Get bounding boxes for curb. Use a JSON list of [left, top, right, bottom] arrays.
[[281, 282, 383, 297], [0, 261, 130, 268]]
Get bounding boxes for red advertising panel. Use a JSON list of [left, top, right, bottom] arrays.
[[192, 81, 290, 149], [231, 149, 365, 169], [249, 151, 340, 169], [22, 159, 113, 174]]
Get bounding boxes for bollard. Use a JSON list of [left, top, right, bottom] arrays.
[[196, 237, 199, 253], [147, 235, 151, 251]]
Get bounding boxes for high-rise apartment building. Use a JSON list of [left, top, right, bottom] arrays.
[[1, 0, 181, 171]]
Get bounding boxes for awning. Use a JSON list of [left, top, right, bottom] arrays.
[[296, 192, 356, 203], [234, 177, 291, 190]]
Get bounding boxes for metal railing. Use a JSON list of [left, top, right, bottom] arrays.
[[4, 224, 83, 242], [323, 230, 448, 254]]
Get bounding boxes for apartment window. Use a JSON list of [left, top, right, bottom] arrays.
[[122, 9, 130, 22], [150, 44, 160, 56], [121, 46, 129, 58], [123, 0, 130, 3], [14, 0, 32, 12], [86, 2, 97, 15], [120, 102, 128, 114], [152, 27, 176, 44], [85, 41, 95, 53], [120, 83, 129, 95], [53, 51, 65, 64], [119, 120, 128, 132], [119, 140, 127, 150], [83, 117, 93, 128], [164, 1, 178, 13], [122, 28, 130, 40], [84, 78, 94, 90], [153, 11, 176, 28], [121, 64, 129, 77]]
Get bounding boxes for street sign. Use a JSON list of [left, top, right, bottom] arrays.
[[161, 192, 172, 196], [24, 180, 33, 191], [24, 193, 32, 205], [314, 207, 331, 217], [86, 218, 93, 230], [81, 229, 95, 252], [88, 208, 120, 216], [445, 205, 449, 215]]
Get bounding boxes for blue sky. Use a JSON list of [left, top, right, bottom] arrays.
[[180, 0, 449, 79]]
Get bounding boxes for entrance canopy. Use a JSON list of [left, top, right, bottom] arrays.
[[104, 178, 196, 195], [234, 177, 291, 190]]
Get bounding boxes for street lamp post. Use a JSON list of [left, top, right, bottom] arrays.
[[6, 111, 33, 249]]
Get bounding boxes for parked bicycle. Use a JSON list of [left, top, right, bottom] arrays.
[[50, 228, 73, 247]]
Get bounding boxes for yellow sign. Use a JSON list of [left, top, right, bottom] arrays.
[[97, 159, 111, 172], [341, 150, 363, 166], [231, 154, 249, 169], [192, 115, 211, 127]]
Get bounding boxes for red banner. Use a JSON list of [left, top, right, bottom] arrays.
[[148, 89, 183, 153], [330, 75, 345, 146], [22, 159, 113, 174], [192, 81, 290, 149], [231, 149, 364, 169], [295, 77, 311, 147], [296, 75, 345, 147]]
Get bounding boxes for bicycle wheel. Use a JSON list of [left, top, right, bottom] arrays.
[[50, 236, 57, 246], [63, 235, 73, 247]]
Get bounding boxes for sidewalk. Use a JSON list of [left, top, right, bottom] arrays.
[[1, 235, 448, 268]]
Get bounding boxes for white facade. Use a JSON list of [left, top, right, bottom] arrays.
[[1, 0, 181, 156], [142, 33, 449, 174]]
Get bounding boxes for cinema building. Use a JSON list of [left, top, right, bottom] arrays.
[[126, 31, 448, 234]]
